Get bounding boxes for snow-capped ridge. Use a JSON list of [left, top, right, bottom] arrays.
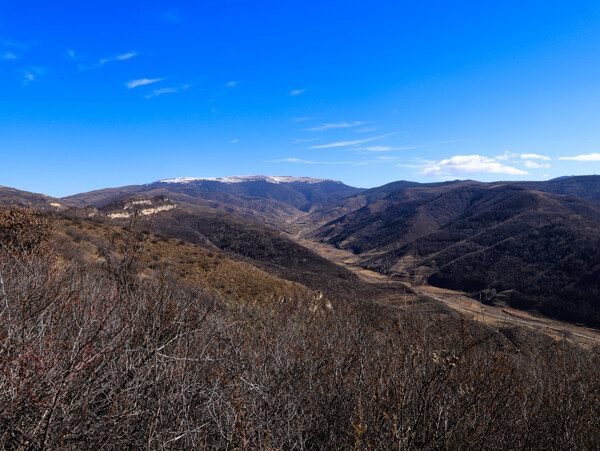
[[156, 175, 339, 185]]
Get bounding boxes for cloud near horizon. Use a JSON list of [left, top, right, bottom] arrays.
[[495, 151, 518, 161], [524, 160, 550, 169], [558, 153, 600, 161], [521, 153, 551, 160], [423, 155, 529, 176]]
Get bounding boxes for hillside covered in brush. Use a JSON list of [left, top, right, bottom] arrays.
[[312, 181, 600, 327], [3, 175, 600, 329], [1, 205, 599, 449]]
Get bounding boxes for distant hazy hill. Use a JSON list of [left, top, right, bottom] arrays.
[[503, 175, 600, 202], [64, 175, 358, 215]]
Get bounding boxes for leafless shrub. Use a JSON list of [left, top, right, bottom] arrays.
[[0, 206, 598, 449]]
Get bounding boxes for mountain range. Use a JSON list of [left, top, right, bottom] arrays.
[[2, 174, 599, 328]]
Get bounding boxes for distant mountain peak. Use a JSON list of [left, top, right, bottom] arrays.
[[156, 175, 339, 185]]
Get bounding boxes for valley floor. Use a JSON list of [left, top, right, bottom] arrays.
[[295, 233, 600, 346]]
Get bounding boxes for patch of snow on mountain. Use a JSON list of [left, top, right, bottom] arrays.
[[157, 175, 338, 184]]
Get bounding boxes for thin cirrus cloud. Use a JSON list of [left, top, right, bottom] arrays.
[[558, 153, 600, 161], [360, 146, 393, 152], [359, 145, 419, 152], [23, 71, 35, 85], [164, 9, 181, 22], [22, 67, 45, 86], [272, 158, 353, 165], [308, 121, 365, 132], [226, 81, 238, 87], [145, 84, 190, 98], [289, 89, 307, 96], [2, 39, 32, 50], [1, 51, 18, 60], [79, 52, 138, 70], [422, 155, 529, 176], [126, 78, 163, 89], [310, 134, 391, 149]]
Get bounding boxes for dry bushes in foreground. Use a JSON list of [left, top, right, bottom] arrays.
[[0, 207, 599, 449]]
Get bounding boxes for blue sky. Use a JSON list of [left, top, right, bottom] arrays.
[[2, 1, 600, 196]]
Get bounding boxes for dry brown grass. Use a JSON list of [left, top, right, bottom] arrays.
[[52, 215, 316, 307]]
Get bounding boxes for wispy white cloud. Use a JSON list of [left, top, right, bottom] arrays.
[[99, 52, 137, 66], [292, 117, 311, 122], [395, 157, 436, 169], [374, 155, 402, 161], [356, 145, 419, 152], [293, 137, 319, 143], [521, 153, 551, 160], [361, 146, 392, 152], [558, 153, 600, 161], [2, 39, 32, 50], [523, 160, 550, 169], [126, 78, 163, 89], [115, 52, 137, 61], [272, 158, 353, 165], [226, 81, 238, 87], [289, 89, 307, 96], [164, 9, 181, 22], [355, 127, 377, 133], [145, 84, 190, 98], [22, 67, 44, 86], [310, 134, 391, 149], [308, 121, 365, 132], [23, 71, 35, 85], [80, 51, 138, 70], [231, 139, 239, 144], [396, 163, 430, 168], [1, 51, 18, 60], [147, 88, 177, 97], [423, 155, 528, 176], [495, 151, 519, 161]]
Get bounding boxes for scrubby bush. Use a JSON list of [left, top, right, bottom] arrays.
[[0, 207, 599, 449]]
